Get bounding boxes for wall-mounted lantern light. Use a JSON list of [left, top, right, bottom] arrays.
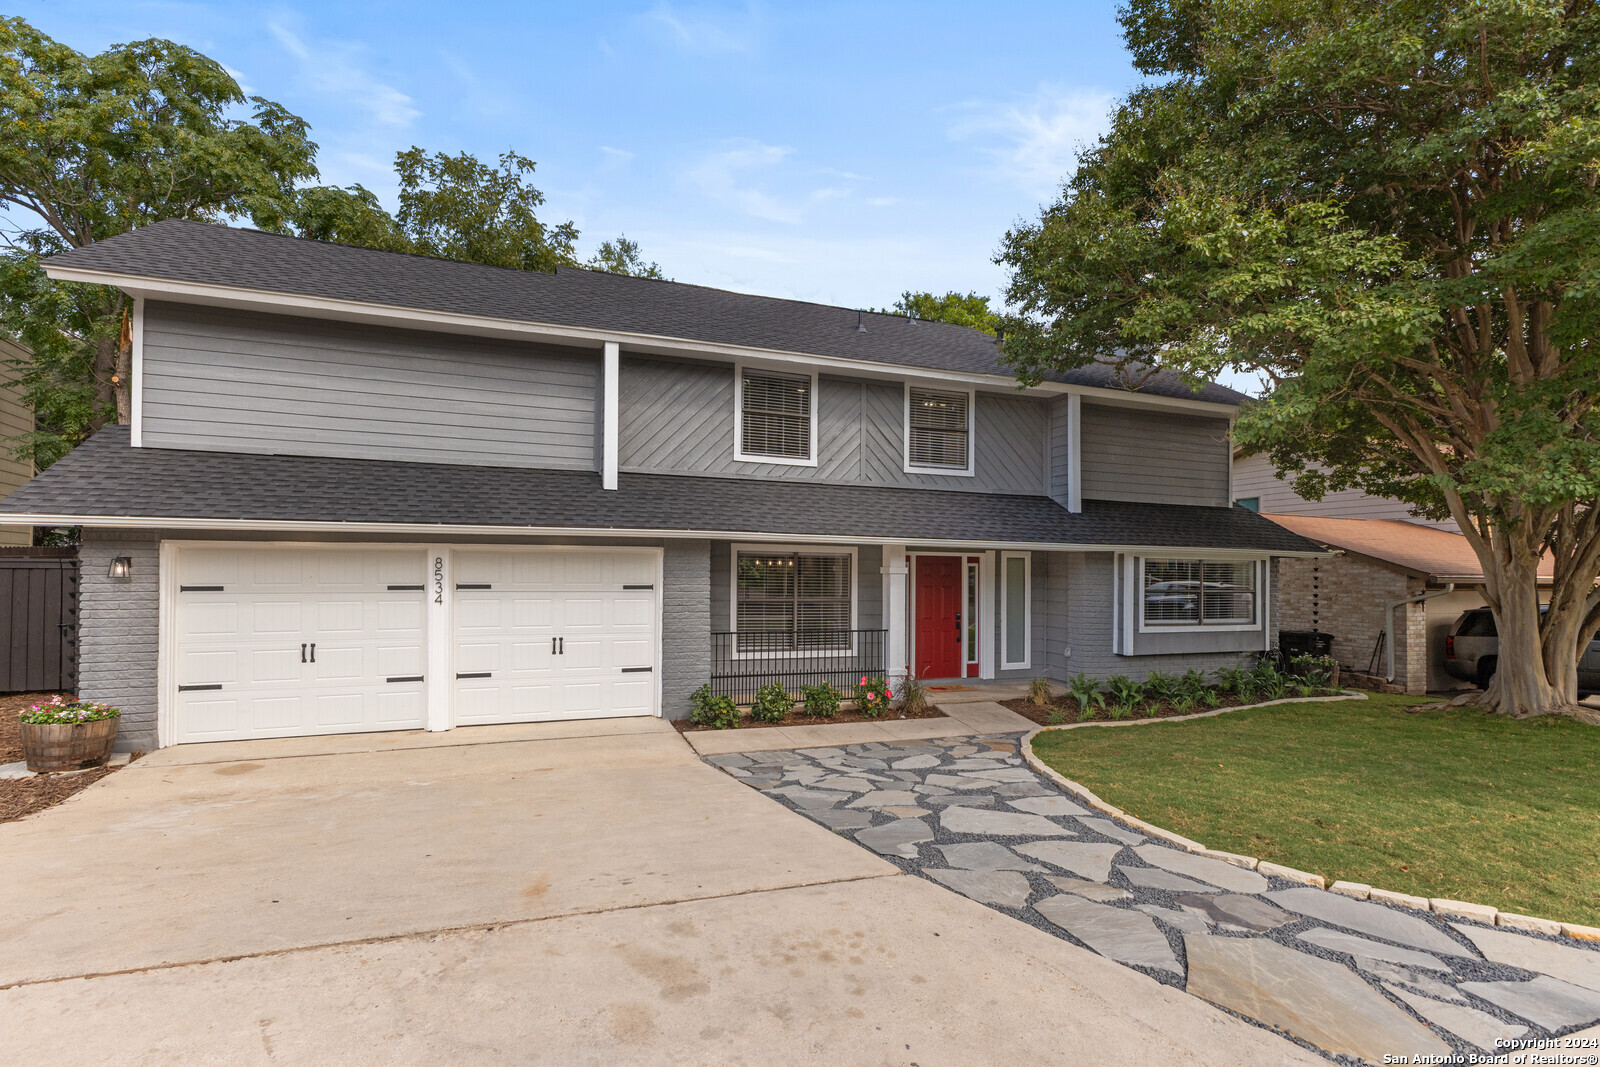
[[107, 556, 133, 582]]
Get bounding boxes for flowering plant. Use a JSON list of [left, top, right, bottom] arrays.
[[853, 675, 893, 719], [18, 695, 121, 725]]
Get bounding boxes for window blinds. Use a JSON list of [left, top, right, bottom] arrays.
[[908, 388, 970, 469]]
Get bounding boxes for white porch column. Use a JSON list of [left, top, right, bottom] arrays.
[[602, 341, 620, 491], [426, 546, 452, 731], [881, 544, 908, 691], [978, 550, 996, 679]]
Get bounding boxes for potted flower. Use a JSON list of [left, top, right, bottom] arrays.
[[19, 696, 122, 773]]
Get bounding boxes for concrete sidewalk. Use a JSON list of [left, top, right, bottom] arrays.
[[0, 718, 1317, 1064]]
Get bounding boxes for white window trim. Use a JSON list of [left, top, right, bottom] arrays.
[[1000, 551, 1032, 670], [903, 382, 976, 477], [733, 363, 819, 467], [729, 543, 858, 659], [1136, 556, 1266, 633]]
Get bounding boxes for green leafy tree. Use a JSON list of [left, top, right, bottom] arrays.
[[0, 17, 316, 465], [999, 0, 1600, 719], [879, 290, 998, 334], [585, 235, 665, 279]]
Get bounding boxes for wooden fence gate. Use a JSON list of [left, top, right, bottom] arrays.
[[0, 552, 78, 694]]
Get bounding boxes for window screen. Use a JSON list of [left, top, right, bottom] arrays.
[[735, 551, 851, 651], [908, 388, 970, 470], [1142, 559, 1258, 626], [741, 370, 812, 460]]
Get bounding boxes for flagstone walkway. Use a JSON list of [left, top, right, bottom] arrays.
[[705, 734, 1600, 1065]]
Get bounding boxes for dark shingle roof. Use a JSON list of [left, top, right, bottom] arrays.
[[47, 220, 1244, 405], [0, 428, 1319, 553]]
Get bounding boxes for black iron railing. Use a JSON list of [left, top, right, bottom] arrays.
[[710, 629, 888, 703]]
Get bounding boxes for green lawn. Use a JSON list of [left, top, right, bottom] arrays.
[[1031, 693, 1600, 927]]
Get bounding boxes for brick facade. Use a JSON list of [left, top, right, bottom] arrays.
[[1275, 552, 1429, 693]]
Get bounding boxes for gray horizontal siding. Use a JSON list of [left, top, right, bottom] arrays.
[[142, 302, 599, 470], [1232, 453, 1459, 531], [1048, 396, 1070, 508], [1080, 402, 1230, 507], [619, 356, 1045, 495]]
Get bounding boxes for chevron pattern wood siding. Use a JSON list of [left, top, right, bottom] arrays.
[[1048, 396, 1071, 508], [1079, 402, 1230, 506], [619, 357, 1045, 494]]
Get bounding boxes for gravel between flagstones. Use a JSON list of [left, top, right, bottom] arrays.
[[706, 734, 1600, 1065]]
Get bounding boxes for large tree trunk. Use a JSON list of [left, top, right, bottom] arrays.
[[1488, 556, 1562, 716]]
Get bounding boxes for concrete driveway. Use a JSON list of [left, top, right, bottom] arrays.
[[0, 718, 1318, 1064]]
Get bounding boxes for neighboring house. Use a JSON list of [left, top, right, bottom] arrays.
[[0, 337, 34, 548], [1232, 453, 1458, 531], [0, 219, 1318, 752], [1232, 453, 1530, 693]]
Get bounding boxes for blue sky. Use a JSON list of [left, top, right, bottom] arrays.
[[14, 1, 1140, 314]]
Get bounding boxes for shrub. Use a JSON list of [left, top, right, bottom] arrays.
[[1289, 654, 1337, 691], [1067, 673, 1105, 722], [854, 676, 893, 719], [1252, 660, 1288, 701], [1143, 670, 1177, 704], [1214, 665, 1251, 697], [1177, 669, 1209, 703], [1028, 676, 1054, 706], [689, 684, 740, 729], [750, 682, 794, 724], [899, 672, 930, 714], [1106, 675, 1144, 720], [801, 682, 842, 718], [18, 697, 120, 725]]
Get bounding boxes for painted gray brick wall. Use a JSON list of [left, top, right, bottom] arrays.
[[1080, 403, 1231, 507], [142, 301, 600, 471], [79, 532, 160, 752], [619, 356, 1046, 495], [1061, 552, 1263, 682], [662, 539, 711, 720]]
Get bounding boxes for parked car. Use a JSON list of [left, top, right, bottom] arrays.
[[1443, 607, 1600, 694]]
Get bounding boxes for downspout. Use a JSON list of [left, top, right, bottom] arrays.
[[1386, 584, 1455, 684]]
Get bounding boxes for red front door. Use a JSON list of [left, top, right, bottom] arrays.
[[914, 555, 963, 679]]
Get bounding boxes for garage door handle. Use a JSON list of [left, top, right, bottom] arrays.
[[310, 643, 316, 663], [559, 637, 564, 655], [178, 683, 223, 692], [456, 672, 492, 679], [621, 666, 652, 673], [386, 675, 424, 683], [301, 643, 306, 663]]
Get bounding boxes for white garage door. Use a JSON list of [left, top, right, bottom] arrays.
[[452, 548, 659, 724], [172, 547, 428, 744]]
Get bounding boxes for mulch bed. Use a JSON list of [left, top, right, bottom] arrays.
[[0, 692, 129, 825], [1002, 692, 1273, 728], [673, 703, 948, 733]]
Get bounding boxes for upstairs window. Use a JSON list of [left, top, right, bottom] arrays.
[[737, 368, 815, 464], [905, 386, 974, 475], [1141, 558, 1259, 628]]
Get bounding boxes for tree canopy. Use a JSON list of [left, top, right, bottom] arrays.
[[999, 0, 1600, 718], [879, 290, 999, 334]]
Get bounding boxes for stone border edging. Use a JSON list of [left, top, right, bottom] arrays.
[[1018, 691, 1600, 944]]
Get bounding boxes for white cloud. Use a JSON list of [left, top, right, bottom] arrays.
[[600, 146, 635, 168], [642, 2, 761, 55], [268, 20, 420, 129], [683, 140, 802, 224], [947, 84, 1114, 201]]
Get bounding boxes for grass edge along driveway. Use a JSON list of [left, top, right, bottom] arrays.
[[1031, 693, 1600, 927]]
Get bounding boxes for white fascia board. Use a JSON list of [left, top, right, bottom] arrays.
[[44, 265, 1242, 417], [2, 510, 1330, 556]]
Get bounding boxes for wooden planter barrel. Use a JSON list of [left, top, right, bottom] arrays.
[[20, 717, 120, 773]]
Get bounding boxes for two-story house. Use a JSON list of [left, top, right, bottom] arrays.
[[0, 220, 1318, 752]]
